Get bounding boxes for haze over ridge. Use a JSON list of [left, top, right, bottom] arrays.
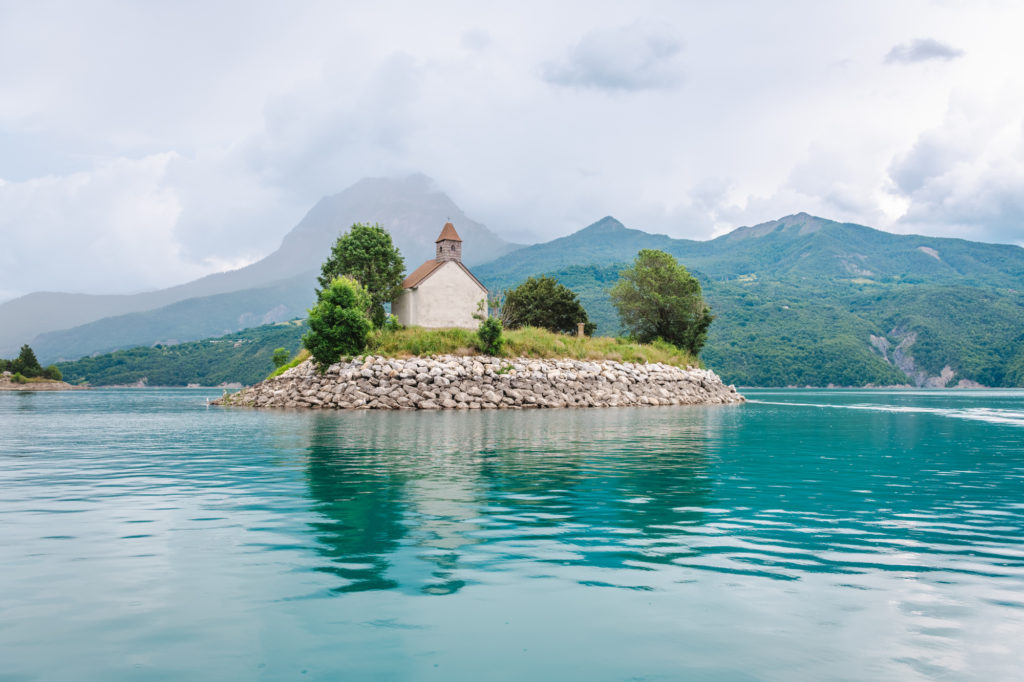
[[3, 2, 1024, 303]]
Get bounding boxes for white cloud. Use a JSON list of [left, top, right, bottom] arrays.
[[888, 100, 1024, 245], [885, 38, 964, 64], [542, 23, 684, 92], [0, 154, 194, 294]]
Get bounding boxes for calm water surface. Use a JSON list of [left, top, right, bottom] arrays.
[[1, 388, 1023, 681]]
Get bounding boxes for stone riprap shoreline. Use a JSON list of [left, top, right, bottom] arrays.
[[0, 373, 85, 391], [214, 355, 744, 410]]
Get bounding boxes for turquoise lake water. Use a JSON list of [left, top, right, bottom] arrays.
[[2, 388, 1023, 681]]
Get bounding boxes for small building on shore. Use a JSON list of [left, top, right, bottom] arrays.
[[391, 222, 488, 329]]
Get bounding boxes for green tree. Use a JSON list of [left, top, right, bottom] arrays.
[[271, 347, 290, 369], [477, 316, 504, 356], [303, 277, 373, 368], [12, 344, 43, 377], [610, 249, 713, 355], [317, 223, 405, 327], [499, 275, 596, 335]]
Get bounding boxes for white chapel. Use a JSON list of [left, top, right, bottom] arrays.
[[391, 222, 488, 329]]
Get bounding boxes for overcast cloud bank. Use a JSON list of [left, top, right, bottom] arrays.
[[1, 1, 1023, 301]]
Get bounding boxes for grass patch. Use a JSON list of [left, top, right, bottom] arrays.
[[367, 327, 478, 357], [362, 326, 699, 367], [266, 348, 310, 379], [7, 373, 63, 384]]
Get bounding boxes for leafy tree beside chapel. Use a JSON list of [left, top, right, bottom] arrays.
[[610, 249, 713, 355], [318, 223, 405, 327]]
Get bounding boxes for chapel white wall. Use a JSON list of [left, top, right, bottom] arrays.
[[413, 262, 486, 329], [392, 289, 415, 326]]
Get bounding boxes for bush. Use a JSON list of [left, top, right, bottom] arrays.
[[303, 277, 373, 368], [11, 372, 26, 384], [271, 347, 290, 369], [477, 317, 504, 356], [43, 365, 62, 381], [267, 349, 311, 379], [499, 275, 595, 335]]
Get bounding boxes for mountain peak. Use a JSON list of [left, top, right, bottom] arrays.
[[578, 216, 628, 234], [720, 212, 839, 241]]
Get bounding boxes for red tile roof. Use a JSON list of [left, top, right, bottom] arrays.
[[401, 259, 444, 288], [401, 259, 488, 292], [436, 222, 462, 242]]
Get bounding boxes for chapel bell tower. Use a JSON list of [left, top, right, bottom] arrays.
[[435, 222, 463, 262]]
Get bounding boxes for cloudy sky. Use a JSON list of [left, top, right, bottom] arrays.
[[2, 0, 1023, 301]]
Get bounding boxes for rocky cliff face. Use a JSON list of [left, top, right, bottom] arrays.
[[870, 327, 981, 388], [215, 356, 744, 410]]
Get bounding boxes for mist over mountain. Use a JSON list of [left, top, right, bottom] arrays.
[[0, 174, 520, 357]]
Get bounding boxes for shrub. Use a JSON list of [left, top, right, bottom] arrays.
[[43, 365, 62, 381], [499, 275, 595, 335], [12, 372, 26, 384], [271, 347, 290, 369], [267, 349, 310, 379], [476, 317, 504, 356], [303, 277, 373, 369]]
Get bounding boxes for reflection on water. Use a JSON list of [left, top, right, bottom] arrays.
[[2, 388, 1023, 681], [296, 396, 1024, 599], [302, 409, 718, 594]]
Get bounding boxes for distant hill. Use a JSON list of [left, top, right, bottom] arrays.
[[34, 273, 316, 363], [1, 174, 521, 357], [57, 321, 308, 387], [477, 213, 1024, 289], [476, 214, 1024, 387]]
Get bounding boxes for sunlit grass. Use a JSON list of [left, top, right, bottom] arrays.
[[266, 348, 310, 378], [362, 325, 699, 367]]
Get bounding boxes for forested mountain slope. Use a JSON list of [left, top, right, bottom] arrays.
[[57, 321, 307, 387], [34, 273, 315, 363], [477, 214, 1024, 387]]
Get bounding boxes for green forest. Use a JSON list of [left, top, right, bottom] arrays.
[[490, 264, 1024, 387], [57, 321, 306, 387]]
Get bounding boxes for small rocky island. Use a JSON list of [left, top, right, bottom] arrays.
[[0, 371, 83, 391], [216, 222, 743, 411], [215, 355, 744, 410]]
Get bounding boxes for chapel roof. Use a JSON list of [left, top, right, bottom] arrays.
[[401, 259, 487, 292], [402, 260, 445, 288], [436, 222, 462, 242]]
